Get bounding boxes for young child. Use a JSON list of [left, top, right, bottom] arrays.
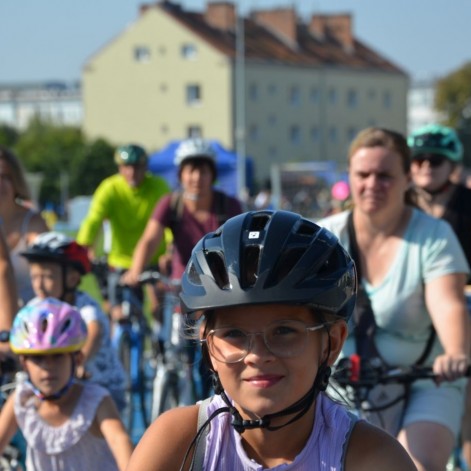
[[0, 298, 133, 470], [20, 231, 127, 410], [126, 210, 417, 471]]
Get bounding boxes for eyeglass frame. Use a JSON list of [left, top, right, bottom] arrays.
[[200, 319, 333, 364]]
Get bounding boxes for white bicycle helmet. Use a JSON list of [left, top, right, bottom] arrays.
[[174, 138, 216, 167]]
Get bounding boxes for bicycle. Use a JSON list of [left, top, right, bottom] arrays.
[[0, 356, 25, 471], [332, 354, 471, 471], [150, 276, 200, 420], [111, 270, 162, 436]]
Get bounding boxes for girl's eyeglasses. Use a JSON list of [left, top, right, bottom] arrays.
[[201, 319, 330, 364], [412, 154, 447, 168]]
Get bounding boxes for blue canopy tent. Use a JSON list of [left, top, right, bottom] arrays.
[[147, 140, 253, 197]]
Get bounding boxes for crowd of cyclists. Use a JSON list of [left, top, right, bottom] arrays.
[[0, 124, 468, 470]]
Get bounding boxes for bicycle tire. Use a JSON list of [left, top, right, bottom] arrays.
[[158, 370, 180, 416], [118, 331, 134, 433], [137, 345, 152, 428]]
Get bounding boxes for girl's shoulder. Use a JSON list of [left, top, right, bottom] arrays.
[[127, 405, 199, 471], [345, 421, 416, 471]]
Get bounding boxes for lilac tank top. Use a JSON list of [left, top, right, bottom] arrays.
[[202, 393, 358, 470]]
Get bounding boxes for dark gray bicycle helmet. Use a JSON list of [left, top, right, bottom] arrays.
[[181, 210, 356, 320]]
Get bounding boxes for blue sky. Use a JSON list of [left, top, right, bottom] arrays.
[[1, 0, 470, 83]]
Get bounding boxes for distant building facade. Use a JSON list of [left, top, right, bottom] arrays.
[[81, 1, 408, 182], [407, 77, 445, 134], [0, 81, 82, 130]]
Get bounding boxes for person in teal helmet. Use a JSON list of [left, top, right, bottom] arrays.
[[409, 124, 471, 467], [408, 125, 471, 272], [77, 143, 171, 321]]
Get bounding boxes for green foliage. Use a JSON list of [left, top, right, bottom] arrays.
[[0, 124, 19, 147], [435, 61, 471, 128], [69, 138, 115, 196], [12, 117, 116, 207]]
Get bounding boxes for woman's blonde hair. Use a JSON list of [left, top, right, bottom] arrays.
[[0, 146, 31, 201]]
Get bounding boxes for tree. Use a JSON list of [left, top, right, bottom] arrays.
[[0, 124, 19, 148], [435, 61, 471, 128], [13, 117, 116, 208]]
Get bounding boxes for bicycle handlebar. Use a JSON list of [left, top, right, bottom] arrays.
[[333, 354, 471, 389]]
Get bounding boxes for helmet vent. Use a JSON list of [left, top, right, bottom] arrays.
[[265, 247, 306, 287], [316, 249, 343, 277], [60, 318, 72, 335], [250, 213, 271, 232], [296, 221, 319, 237], [40, 317, 48, 333], [206, 251, 230, 289], [187, 262, 202, 285], [241, 246, 261, 288]]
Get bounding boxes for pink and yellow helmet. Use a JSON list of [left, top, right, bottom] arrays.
[[10, 298, 87, 355]]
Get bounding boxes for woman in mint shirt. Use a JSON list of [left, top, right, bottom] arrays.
[[319, 127, 470, 471]]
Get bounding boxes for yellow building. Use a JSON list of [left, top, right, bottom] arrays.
[[83, 1, 408, 182]]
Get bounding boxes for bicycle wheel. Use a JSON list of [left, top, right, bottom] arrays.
[[118, 331, 134, 433], [137, 343, 152, 428], [151, 361, 179, 419]]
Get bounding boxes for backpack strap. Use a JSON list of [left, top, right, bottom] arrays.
[[192, 397, 212, 470], [168, 191, 184, 231]]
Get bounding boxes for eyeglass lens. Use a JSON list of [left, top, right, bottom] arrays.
[[413, 154, 447, 168], [207, 320, 317, 363]]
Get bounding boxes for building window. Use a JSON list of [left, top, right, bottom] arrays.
[[134, 46, 150, 62], [329, 127, 338, 143], [181, 43, 197, 59], [268, 114, 277, 126], [347, 127, 357, 142], [290, 125, 301, 145], [289, 86, 301, 106], [186, 84, 201, 105], [249, 124, 259, 141], [310, 126, 320, 143], [187, 126, 202, 138], [347, 89, 357, 109], [268, 83, 277, 96], [328, 88, 337, 105], [383, 91, 392, 109], [310, 87, 320, 104], [249, 83, 259, 101], [368, 89, 376, 100]]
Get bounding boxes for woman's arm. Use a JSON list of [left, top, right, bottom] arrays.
[[0, 393, 19, 454], [0, 230, 17, 330], [122, 219, 165, 286], [346, 421, 417, 470], [96, 395, 134, 471], [426, 272, 470, 380], [126, 405, 199, 471]]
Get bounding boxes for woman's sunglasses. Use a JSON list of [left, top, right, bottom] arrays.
[[412, 154, 448, 168]]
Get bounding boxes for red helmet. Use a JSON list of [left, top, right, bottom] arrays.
[[21, 232, 91, 274]]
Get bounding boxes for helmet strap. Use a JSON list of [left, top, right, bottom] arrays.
[[26, 354, 77, 401], [217, 363, 331, 434]]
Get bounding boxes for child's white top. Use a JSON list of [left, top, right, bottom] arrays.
[[15, 381, 119, 471]]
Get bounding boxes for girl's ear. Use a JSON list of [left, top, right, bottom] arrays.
[[325, 321, 348, 366], [19, 355, 27, 370]]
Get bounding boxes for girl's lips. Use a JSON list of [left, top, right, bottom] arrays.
[[244, 375, 283, 388]]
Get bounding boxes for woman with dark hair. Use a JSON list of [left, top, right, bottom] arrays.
[[0, 146, 48, 304]]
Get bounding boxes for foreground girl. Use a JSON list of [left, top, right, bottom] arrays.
[[126, 210, 416, 470]]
